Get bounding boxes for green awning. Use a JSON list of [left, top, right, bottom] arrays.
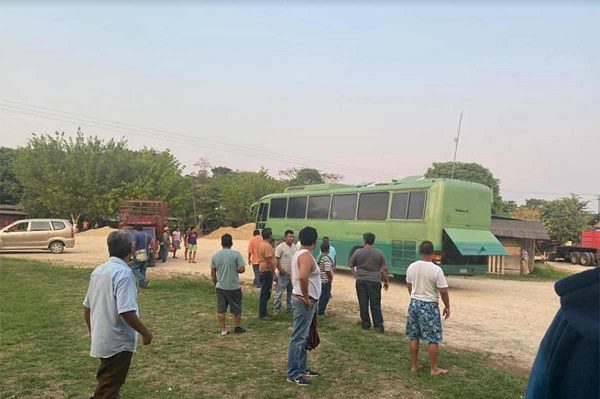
[[444, 228, 507, 256]]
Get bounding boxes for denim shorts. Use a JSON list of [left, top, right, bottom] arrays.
[[405, 299, 443, 344]]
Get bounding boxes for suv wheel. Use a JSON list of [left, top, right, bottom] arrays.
[[49, 241, 65, 254]]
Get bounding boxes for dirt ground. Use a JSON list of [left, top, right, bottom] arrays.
[[0, 232, 578, 373]]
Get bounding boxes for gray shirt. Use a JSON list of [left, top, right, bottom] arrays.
[[349, 247, 387, 282], [211, 248, 245, 290], [83, 257, 139, 358]]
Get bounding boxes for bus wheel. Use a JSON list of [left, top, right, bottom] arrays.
[[580, 252, 593, 266], [570, 252, 581, 265]]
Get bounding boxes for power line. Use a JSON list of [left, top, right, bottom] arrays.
[[0, 98, 395, 179]]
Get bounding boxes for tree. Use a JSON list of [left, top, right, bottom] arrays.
[[503, 200, 519, 214], [211, 166, 233, 176], [540, 195, 589, 243], [279, 167, 342, 186], [13, 130, 190, 225], [198, 169, 285, 229], [525, 198, 547, 209], [424, 162, 504, 215], [511, 207, 541, 221], [0, 147, 23, 205]]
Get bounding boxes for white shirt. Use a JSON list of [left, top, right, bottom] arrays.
[[275, 242, 297, 274], [406, 260, 448, 303], [291, 249, 322, 300], [83, 257, 139, 358]]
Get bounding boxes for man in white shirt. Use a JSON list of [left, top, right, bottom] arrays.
[[274, 230, 297, 314], [286, 226, 322, 386], [405, 240, 450, 376], [83, 231, 153, 398]]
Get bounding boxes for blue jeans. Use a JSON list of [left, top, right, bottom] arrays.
[[318, 281, 332, 315], [130, 261, 148, 286], [287, 296, 317, 380], [274, 273, 292, 312]]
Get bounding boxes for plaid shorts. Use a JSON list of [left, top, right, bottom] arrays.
[[405, 299, 443, 344]]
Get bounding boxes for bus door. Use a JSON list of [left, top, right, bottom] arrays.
[[256, 202, 269, 231]]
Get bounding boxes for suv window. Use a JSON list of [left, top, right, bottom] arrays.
[[8, 221, 29, 232], [52, 221, 66, 230], [30, 221, 52, 231]]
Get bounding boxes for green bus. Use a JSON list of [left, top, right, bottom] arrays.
[[252, 177, 506, 276]]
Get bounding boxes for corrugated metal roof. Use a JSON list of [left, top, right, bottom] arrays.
[[491, 216, 550, 240]]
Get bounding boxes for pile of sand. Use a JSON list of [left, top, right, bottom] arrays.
[[78, 226, 117, 237], [203, 223, 255, 240]]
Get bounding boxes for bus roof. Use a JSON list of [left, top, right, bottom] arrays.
[[260, 178, 490, 200]]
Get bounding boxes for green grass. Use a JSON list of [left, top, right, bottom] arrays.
[[486, 262, 572, 282], [0, 259, 527, 398]]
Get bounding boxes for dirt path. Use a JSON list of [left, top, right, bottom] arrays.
[[0, 234, 564, 372]]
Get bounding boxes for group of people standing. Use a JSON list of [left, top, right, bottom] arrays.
[[157, 226, 199, 264], [83, 225, 452, 397], [246, 228, 337, 320]]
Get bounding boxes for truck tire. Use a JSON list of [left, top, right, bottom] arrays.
[[580, 252, 593, 266], [570, 251, 581, 265]]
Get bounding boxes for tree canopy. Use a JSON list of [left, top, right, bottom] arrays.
[[539, 195, 589, 243], [0, 147, 23, 205], [12, 130, 189, 225], [279, 167, 342, 186], [424, 162, 504, 214]]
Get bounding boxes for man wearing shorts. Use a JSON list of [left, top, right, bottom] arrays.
[[405, 240, 450, 376], [187, 227, 198, 263], [210, 234, 247, 336]]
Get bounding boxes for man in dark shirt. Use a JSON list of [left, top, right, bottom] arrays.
[[526, 267, 599, 399], [349, 232, 389, 333], [131, 225, 150, 288]]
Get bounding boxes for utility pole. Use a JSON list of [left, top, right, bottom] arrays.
[[451, 110, 463, 179]]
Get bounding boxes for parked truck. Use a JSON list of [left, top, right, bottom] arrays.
[[549, 230, 600, 266], [119, 200, 169, 266]]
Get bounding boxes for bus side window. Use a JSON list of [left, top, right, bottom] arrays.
[[357, 192, 389, 220], [287, 197, 307, 219], [390, 192, 409, 219], [269, 198, 287, 218], [330, 194, 357, 220], [307, 196, 330, 219], [407, 191, 426, 220]]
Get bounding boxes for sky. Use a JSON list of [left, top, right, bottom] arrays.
[[0, 3, 598, 209]]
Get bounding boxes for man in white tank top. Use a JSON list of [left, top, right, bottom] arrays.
[[286, 226, 322, 386]]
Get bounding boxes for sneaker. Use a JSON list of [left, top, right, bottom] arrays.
[[304, 369, 320, 378], [375, 328, 385, 334], [220, 330, 229, 336], [287, 376, 310, 386], [234, 326, 247, 334], [140, 280, 149, 289], [259, 315, 273, 321]]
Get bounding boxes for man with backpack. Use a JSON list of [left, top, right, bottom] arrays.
[[130, 225, 150, 288]]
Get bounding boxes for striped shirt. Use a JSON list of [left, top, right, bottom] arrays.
[[317, 253, 334, 283]]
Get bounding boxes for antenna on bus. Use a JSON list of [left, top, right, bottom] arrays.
[[450, 109, 463, 179]]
